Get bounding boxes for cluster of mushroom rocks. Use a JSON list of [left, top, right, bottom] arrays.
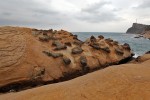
[[0, 27, 134, 92]]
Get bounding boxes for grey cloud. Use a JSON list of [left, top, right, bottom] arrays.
[[0, 0, 147, 32], [32, 9, 58, 15], [135, 0, 150, 9], [0, 0, 65, 27], [2, 12, 12, 16], [81, 1, 111, 13], [78, 12, 120, 23], [77, 1, 122, 23]]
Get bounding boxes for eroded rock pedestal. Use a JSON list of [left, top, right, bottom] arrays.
[[0, 26, 133, 92]]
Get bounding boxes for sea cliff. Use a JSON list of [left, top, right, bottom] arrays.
[[126, 23, 150, 39]]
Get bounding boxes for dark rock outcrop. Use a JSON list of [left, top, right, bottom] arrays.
[[98, 35, 104, 39], [126, 23, 150, 34], [146, 51, 150, 54]]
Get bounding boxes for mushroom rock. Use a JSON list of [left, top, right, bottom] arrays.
[[146, 51, 150, 54], [98, 35, 104, 39], [90, 35, 97, 42], [72, 46, 83, 54], [62, 56, 71, 65], [0, 26, 133, 92]]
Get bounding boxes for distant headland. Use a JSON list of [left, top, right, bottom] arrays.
[[126, 23, 150, 39]]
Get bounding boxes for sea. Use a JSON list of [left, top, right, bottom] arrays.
[[72, 32, 150, 57]]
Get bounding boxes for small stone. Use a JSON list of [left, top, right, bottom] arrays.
[[115, 48, 124, 55], [41, 68, 45, 75], [98, 35, 104, 39], [42, 51, 51, 56], [80, 56, 87, 66], [65, 42, 72, 46], [52, 41, 61, 46], [54, 45, 67, 50], [73, 35, 78, 39], [72, 47, 83, 54], [145, 51, 150, 54], [90, 35, 96, 42], [73, 40, 84, 46], [39, 35, 49, 42], [113, 41, 119, 45], [123, 43, 131, 50], [43, 51, 63, 58], [105, 38, 113, 42], [33, 67, 45, 79], [131, 53, 135, 56], [52, 30, 57, 34], [124, 43, 130, 47], [43, 32, 48, 36], [52, 41, 67, 50], [9, 89, 16, 92], [63, 56, 71, 65], [51, 53, 63, 58], [48, 29, 53, 33], [135, 56, 141, 62], [90, 43, 100, 50], [101, 47, 110, 53]]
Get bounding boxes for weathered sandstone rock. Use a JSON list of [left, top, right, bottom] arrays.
[[0, 26, 133, 92], [0, 53, 150, 100]]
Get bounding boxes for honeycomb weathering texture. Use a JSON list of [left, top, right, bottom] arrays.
[[0, 26, 133, 92]]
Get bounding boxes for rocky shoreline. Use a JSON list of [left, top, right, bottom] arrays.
[[0, 26, 150, 100], [0, 26, 134, 93]]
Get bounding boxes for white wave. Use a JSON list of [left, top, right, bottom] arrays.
[[133, 53, 139, 58]]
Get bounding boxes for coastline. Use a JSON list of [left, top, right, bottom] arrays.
[[126, 23, 150, 40], [0, 26, 149, 100], [0, 26, 134, 93]]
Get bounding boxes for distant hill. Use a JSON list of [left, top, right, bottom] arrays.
[[126, 23, 150, 34]]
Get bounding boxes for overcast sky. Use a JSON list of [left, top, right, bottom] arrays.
[[0, 0, 150, 32]]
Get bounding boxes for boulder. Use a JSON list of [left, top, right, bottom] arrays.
[[73, 35, 78, 39], [43, 51, 63, 58], [101, 47, 110, 53], [39, 35, 50, 42], [115, 48, 124, 55], [145, 51, 150, 54], [72, 47, 83, 54], [113, 41, 119, 45], [123, 43, 131, 50], [90, 35, 96, 42], [73, 40, 84, 46], [52, 41, 67, 50], [105, 38, 113, 42], [65, 42, 72, 47], [80, 56, 87, 66], [98, 35, 104, 39], [90, 43, 101, 50], [54, 45, 67, 50], [62, 56, 71, 65]]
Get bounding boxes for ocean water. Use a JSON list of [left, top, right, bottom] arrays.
[[72, 32, 150, 57]]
